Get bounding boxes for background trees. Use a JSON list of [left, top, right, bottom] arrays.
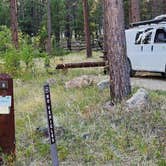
[[18, 0, 46, 36], [0, 0, 10, 26], [0, 0, 165, 52]]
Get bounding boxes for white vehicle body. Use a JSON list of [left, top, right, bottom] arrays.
[[125, 21, 166, 75]]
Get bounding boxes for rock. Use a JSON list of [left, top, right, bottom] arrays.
[[46, 78, 56, 86], [36, 126, 65, 140], [97, 79, 109, 90], [126, 88, 149, 110], [103, 101, 115, 111], [82, 133, 91, 139], [55, 126, 65, 138], [36, 126, 49, 137], [65, 75, 98, 89]]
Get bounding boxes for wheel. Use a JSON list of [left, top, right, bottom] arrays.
[[161, 72, 166, 78], [127, 58, 136, 77]]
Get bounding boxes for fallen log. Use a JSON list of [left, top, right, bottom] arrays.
[[56, 61, 106, 69]]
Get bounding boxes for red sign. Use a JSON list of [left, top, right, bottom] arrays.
[[0, 74, 15, 154]]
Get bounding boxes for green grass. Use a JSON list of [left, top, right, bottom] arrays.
[[0, 51, 166, 165]]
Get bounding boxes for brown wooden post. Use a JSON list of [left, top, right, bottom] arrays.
[[0, 74, 15, 154]]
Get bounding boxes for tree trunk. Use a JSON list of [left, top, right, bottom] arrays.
[[129, 0, 140, 23], [103, 0, 131, 102], [151, 0, 161, 18], [10, 0, 19, 49], [46, 0, 52, 54], [82, 0, 92, 58], [103, 3, 108, 58], [162, 0, 166, 14], [65, 0, 72, 51]]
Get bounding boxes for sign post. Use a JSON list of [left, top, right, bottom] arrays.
[[0, 74, 15, 154], [43, 84, 59, 166]]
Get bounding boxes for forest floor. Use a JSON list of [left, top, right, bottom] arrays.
[[0, 51, 166, 166]]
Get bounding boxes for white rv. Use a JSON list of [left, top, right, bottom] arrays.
[[125, 15, 166, 77]]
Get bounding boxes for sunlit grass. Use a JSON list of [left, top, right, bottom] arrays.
[[0, 52, 165, 165]]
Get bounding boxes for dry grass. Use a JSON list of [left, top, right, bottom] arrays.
[[0, 52, 165, 165]]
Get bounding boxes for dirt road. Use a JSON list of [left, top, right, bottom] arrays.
[[131, 73, 166, 91]]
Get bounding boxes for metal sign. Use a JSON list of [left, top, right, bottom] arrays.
[[0, 96, 12, 106], [44, 84, 59, 166], [0, 96, 11, 114], [0, 74, 15, 154]]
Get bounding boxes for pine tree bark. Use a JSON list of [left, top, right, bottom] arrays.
[[10, 0, 19, 49], [129, 0, 140, 23], [103, 3, 108, 57], [82, 0, 92, 58], [162, 0, 166, 13], [151, 0, 161, 17], [103, 0, 131, 102], [46, 0, 52, 54], [65, 0, 72, 51]]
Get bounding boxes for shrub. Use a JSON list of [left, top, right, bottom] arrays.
[[20, 44, 34, 69], [0, 26, 12, 53], [4, 48, 21, 77], [52, 47, 70, 57]]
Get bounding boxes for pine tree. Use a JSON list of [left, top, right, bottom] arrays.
[[10, 0, 19, 49], [130, 0, 140, 23], [104, 0, 131, 102], [82, 0, 92, 57]]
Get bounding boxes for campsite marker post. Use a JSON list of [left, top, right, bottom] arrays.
[[44, 84, 59, 166], [0, 74, 15, 155]]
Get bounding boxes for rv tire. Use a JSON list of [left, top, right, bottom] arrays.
[[127, 58, 136, 77], [161, 72, 166, 78]]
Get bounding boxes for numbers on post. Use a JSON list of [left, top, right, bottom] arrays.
[[44, 84, 56, 144]]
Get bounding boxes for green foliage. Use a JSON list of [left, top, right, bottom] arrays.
[[0, 1, 10, 26], [4, 49, 21, 77], [0, 26, 12, 53], [51, 0, 65, 44], [37, 25, 47, 51], [57, 145, 69, 161], [20, 44, 34, 69], [52, 47, 69, 57], [18, 0, 46, 36], [44, 55, 50, 67]]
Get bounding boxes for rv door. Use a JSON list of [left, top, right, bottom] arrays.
[[139, 28, 155, 71], [126, 29, 144, 70], [152, 27, 166, 72]]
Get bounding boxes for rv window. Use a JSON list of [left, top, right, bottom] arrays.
[[142, 31, 152, 44], [135, 31, 143, 44], [154, 28, 166, 43]]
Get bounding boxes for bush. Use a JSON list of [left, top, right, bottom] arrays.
[[0, 26, 12, 53], [4, 49, 21, 77], [52, 47, 70, 57], [20, 44, 34, 69]]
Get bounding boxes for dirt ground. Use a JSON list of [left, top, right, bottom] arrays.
[[131, 72, 166, 91]]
